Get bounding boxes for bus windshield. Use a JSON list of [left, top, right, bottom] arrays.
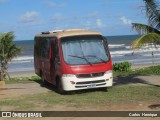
[[61, 35, 110, 65]]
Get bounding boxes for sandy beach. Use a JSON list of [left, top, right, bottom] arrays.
[[8, 63, 160, 78], [9, 70, 36, 78]]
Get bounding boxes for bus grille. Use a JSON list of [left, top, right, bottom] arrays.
[[75, 83, 106, 88], [76, 72, 104, 78], [76, 80, 105, 85], [75, 80, 106, 88]]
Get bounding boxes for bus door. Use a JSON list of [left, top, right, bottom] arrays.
[[50, 38, 56, 85], [42, 37, 52, 83]]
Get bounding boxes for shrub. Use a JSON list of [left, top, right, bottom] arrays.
[[113, 62, 131, 72]]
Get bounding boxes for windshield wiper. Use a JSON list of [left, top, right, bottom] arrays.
[[85, 55, 107, 63], [68, 55, 92, 65]]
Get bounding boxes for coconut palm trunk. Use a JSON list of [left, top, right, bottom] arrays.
[[2, 60, 10, 79]]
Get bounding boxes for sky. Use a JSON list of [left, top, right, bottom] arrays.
[[0, 0, 148, 40]]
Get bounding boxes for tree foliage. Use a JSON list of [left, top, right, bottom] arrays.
[[131, 0, 160, 48], [0, 32, 21, 80], [131, 32, 160, 48]]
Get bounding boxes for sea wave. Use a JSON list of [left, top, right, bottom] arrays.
[[109, 44, 160, 50], [12, 56, 33, 61], [125, 46, 131, 49], [108, 44, 125, 48], [10, 60, 33, 64], [113, 57, 160, 63], [10, 56, 34, 64], [110, 48, 160, 56]]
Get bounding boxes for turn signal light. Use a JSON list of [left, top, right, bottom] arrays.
[[70, 81, 75, 84]]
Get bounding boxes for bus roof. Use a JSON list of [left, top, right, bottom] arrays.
[[35, 29, 102, 38]]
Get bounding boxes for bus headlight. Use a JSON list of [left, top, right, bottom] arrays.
[[62, 74, 76, 77], [104, 70, 112, 75], [104, 70, 113, 80]]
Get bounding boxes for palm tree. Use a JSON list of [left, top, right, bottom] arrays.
[[0, 32, 21, 81], [131, 0, 160, 48]]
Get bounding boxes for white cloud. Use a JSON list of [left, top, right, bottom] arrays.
[[119, 16, 132, 25], [81, 12, 99, 20], [47, 1, 56, 7], [96, 19, 103, 27], [51, 13, 65, 20], [85, 21, 91, 26], [19, 11, 39, 23], [45, 1, 66, 8], [83, 21, 92, 29], [0, 0, 8, 3], [83, 19, 105, 29], [87, 11, 99, 18]]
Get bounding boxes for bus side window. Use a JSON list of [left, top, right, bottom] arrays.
[[44, 38, 50, 59], [39, 37, 50, 59], [34, 37, 38, 56], [39, 38, 46, 57], [36, 37, 41, 57], [55, 39, 60, 63]]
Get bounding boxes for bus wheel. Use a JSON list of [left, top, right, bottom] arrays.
[[100, 87, 108, 92], [56, 79, 65, 94], [41, 74, 47, 86]]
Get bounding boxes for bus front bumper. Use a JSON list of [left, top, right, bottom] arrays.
[[61, 71, 113, 91]]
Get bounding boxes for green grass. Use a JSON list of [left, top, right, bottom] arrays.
[[34, 85, 159, 106], [114, 65, 160, 76], [0, 65, 159, 110], [5, 76, 41, 84], [0, 85, 159, 110], [134, 65, 160, 75], [0, 99, 35, 110]]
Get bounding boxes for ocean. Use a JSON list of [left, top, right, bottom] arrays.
[[8, 35, 160, 72]]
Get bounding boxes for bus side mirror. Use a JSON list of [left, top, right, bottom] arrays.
[[103, 36, 108, 45]]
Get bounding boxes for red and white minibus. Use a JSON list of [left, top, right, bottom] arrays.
[[34, 29, 113, 93]]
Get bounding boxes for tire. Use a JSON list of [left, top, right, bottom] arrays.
[[41, 73, 47, 86], [100, 87, 108, 92], [56, 78, 65, 94]]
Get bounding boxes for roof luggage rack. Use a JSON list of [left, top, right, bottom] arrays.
[[49, 30, 63, 33], [41, 31, 50, 34], [42, 29, 86, 34]]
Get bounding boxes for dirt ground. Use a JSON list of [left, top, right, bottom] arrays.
[[0, 75, 160, 120], [0, 75, 160, 99], [0, 82, 50, 99]]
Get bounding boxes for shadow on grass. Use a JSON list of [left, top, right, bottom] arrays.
[[148, 104, 160, 110], [31, 74, 160, 95], [31, 79, 58, 93], [114, 74, 160, 87], [32, 79, 108, 95]]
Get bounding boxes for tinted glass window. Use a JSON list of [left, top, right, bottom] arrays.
[[55, 39, 60, 62], [61, 35, 109, 65], [35, 37, 50, 59]]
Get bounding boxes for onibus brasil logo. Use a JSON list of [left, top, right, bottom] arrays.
[[2, 112, 42, 118]]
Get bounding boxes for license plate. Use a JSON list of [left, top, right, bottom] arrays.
[[87, 84, 96, 88]]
